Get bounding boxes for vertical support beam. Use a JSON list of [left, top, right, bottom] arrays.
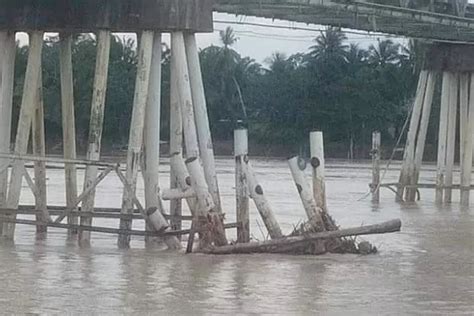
[[0, 32, 16, 234], [171, 32, 199, 159], [59, 33, 78, 235], [310, 131, 327, 211], [459, 73, 469, 164], [444, 73, 459, 203], [234, 128, 249, 243], [398, 70, 428, 201], [79, 30, 111, 245], [184, 33, 222, 213], [371, 131, 381, 203], [118, 31, 154, 248], [436, 72, 451, 204], [32, 70, 49, 234], [3, 31, 44, 239], [461, 73, 474, 206], [169, 42, 183, 233], [407, 71, 436, 202], [143, 32, 163, 241]]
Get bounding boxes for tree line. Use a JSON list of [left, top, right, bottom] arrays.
[[9, 27, 439, 159]]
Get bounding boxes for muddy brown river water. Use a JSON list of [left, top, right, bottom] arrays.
[[0, 158, 472, 314]]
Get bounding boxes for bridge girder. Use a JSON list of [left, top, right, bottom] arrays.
[[214, 0, 474, 43]]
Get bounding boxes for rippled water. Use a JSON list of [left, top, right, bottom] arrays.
[[0, 158, 472, 314]]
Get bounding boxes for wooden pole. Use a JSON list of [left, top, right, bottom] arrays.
[[461, 73, 474, 206], [398, 70, 428, 201], [184, 33, 222, 213], [118, 31, 154, 248], [203, 219, 402, 255], [407, 71, 436, 202], [79, 30, 111, 245], [436, 72, 451, 204], [3, 31, 44, 239], [170, 153, 197, 215], [0, 32, 16, 234], [459, 73, 469, 166], [31, 69, 49, 234], [169, 35, 183, 233], [444, 72, 459, 203], [243, 160, 283, 239], [310, 131, 327, 210], [59, 33, 79, 235], [288, 156, 325, 231], [234, 128, 249, 243], [143, 32, 163, 241], [371, 131, 381, 202]]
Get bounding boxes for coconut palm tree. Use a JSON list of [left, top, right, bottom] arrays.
[[368, 39, 401, 66], [309, 27, 348, 63]]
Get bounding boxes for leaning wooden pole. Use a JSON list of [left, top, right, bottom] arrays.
[[436, 72, 451, 204], [310, 131, 327, 210], [118, 31, 155, 248], [407, 71, 436, 202], [59, 33, 79, 235], [371, 131, 381, 203], [31, 70, 50, 234], [0, 32, 16, 234], [234, 128, 249, 243], [444, 73, 459, 203], [460, 73, 474, 206], [288, 156, 325, 232], [243, 160, 283, 239], [3, 31, 44, 239], [143, 32, 163, 240], [398, 70, 428, 201], [184, 33, 222, 213], [79, 30, 111, 245]]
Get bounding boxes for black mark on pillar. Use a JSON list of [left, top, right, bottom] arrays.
[[255, 185, 263, 195], [185, 176, 192, 186], [146, 207, 157, 216], [311, 157, 320, 168], [243, 155, 249, 163], [296, 184, 303, 194], [185, 157, 197, 164]]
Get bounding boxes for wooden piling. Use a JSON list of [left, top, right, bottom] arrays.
[[3, 31, 44, 239], [288, 156, 325, 231], [444, 73, 459, 203], [461, 73, 474, 206], [0, 32, 16, 233], [243, 160, 283, 239], [234, 128, 249, 243], [59, 33, 79, 235], [118, 31, 154, 248], [79, 30, 111, 244], [310, 131, 327, 210], [184, 33, 222, 213], [436, 72, 451, 204], [407, 71, 436, 202], [170, 154, 197, 215], [169, 40, 183, 233], [143, 32, 163, 241], [31, 70, 50, 233], [398, 70, 428, 201], [371, 131, 381, 202]]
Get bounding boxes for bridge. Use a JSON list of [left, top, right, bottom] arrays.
[[214, 0, 474, 43]]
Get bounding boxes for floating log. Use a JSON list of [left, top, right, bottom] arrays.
[[203, 219, 401, 255], [161, 188, 196, 200]]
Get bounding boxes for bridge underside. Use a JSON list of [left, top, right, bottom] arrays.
[[214, 1, 474, 43]]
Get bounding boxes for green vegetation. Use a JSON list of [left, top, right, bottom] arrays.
[[11, 27, 434, 158]]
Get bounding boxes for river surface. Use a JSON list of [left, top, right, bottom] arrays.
[[0, 158, 472, 315]]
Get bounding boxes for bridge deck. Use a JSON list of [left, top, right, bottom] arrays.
[[214, 1, 474, 43]]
